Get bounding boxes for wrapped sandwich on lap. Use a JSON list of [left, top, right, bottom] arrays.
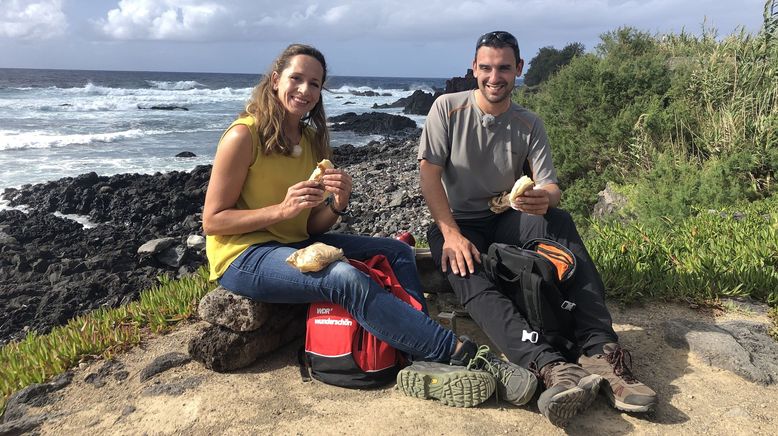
[[286, 242, 345, 272]]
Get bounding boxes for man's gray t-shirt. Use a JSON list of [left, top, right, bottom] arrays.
[[418, 90, 558, 220]]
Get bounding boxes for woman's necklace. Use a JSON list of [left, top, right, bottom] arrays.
[[285, 128, 302, 157]]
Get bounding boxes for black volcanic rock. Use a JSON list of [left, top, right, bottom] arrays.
[[401, 90, 436, 115], [372, 100, 405, 110], [329, 112, 417, 135], [137, 104, 189, 111], [445, 69, 477, 93], [372, 90, 436, 115], [0, 166, 212, 344], [0, 132, 437, 345]]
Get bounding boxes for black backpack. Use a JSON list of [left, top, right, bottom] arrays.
[[482, 238, 579, 358]]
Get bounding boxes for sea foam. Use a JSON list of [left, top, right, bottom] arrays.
[[0, 129, 164, 151]]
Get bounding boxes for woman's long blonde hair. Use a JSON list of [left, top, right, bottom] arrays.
[[242, 44, 331, 160]]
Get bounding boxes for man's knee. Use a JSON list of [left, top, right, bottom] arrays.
[[461, 286, 508, 312], [446, 269, 500, 307], [546, 208, 576, 228]]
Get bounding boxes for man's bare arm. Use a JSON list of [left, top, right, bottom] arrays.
[[419, 159, 480, 276]]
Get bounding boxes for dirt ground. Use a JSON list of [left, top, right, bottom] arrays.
[[24, 301, 778, 435]]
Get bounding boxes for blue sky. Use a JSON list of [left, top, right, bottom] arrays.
[[0, 0, 769, 78]]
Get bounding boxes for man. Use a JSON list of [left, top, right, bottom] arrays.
[[418, 31, 657, 426]]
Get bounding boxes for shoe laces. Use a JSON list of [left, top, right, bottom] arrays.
[[466, 345, 495, 371], [467, 345, 517, 378], [528, 361, 542, 379], [604, 345, 637, 384], [466, 345, 504, 404]]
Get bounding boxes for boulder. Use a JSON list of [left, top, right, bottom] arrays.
[[2, 371, 72, 423], [371, 101, 404, 110], [197, 287, 276, 332], [350, 90, 379, 97], [663, 319, 777, 385], [402, 90, 436, 115], [157, 245, 186, 268], [592, 182, 629, 221], [137, 104, 189, 111], [372, 90, 436, 115], [328, 112, 417, 135], [189, 304, 306, 372], [137, 238, 176, 255], [445, 69, 477, 93], [83, 360, 126, 388], [0, 414, 48, 435], [186, 234, 206, 250]]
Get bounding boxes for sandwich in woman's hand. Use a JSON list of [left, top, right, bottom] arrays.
[[309, 159, 334, 184]]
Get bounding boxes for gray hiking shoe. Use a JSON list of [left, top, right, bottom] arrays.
[[537, 362, 602, 427], [467, 345, 537, 406], [396, 361, 496, 408]]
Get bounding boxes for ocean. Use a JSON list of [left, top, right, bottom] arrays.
[[0, 68, 444, 193]]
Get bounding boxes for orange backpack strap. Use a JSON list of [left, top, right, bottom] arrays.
[[523, 238, 577, 283]]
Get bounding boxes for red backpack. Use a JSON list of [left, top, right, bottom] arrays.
[[302, 255, 423, 388]]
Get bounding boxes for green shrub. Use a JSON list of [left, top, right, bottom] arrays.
[[516, 27, 673, 220], [626, 150, 766, 227], [524, 42, 585, 86], [516, 7, 777, 222]]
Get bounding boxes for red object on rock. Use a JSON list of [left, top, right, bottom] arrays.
[[395, 231, 416, 247]]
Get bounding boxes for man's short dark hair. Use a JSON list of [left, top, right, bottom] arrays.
[[476, 31, 521, 65]]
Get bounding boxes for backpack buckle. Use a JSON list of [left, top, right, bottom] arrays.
[[522, 330, 539, 343], [561, 301, 576, 311]]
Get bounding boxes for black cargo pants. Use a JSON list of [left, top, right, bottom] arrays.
[[427, 208, 618, 369]]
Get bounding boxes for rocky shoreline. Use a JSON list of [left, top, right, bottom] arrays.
[[0, 128, 432, 345]]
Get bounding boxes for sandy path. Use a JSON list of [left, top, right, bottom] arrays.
[[21, 302, 778, 435]]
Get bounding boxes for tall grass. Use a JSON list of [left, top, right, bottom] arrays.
[[650, 26, 777, 182]]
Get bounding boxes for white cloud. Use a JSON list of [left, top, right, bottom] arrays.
[[95, 0, 230, 40], [90, 0, 765, 51], [0, 0, 67, 40]]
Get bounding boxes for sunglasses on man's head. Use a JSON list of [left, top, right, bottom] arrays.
[[477, 31, 519, 49]]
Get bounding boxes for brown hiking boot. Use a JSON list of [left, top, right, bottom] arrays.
[[579, 343, 657, 412], [536, 362, 602, 427]]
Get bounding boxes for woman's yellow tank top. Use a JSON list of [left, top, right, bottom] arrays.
[[206, 116, 316, 280]]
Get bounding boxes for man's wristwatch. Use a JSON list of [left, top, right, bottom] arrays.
[[325, 196, 348, 216]]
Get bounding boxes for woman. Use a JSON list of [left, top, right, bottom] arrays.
[[203, 44, 533, 407]]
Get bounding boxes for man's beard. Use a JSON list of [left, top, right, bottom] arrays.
[[479, 80, 513, 103]]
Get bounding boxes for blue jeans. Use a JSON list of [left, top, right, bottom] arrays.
[[218, 233, 456, 362]]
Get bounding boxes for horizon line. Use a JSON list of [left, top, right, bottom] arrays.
[[0, 66, 455, 81]]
